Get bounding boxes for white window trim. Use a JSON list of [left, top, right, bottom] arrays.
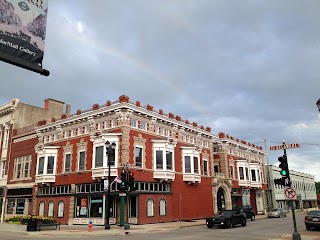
[[152, 141, 175, 172], [36, 146, 59, 176], [181, 147, 201, 175]]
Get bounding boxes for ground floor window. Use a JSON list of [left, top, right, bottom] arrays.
[[48, 201, 54, 217], [39, 201, 45, 216], [6, 198, 31, 215], [58, 200, 64, 218], [128, 195, 138, 217], [75, 196, 116, 218], [147, 198, 154, 217], [159, 198, 166, 216]]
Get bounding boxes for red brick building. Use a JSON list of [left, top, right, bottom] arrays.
[[4, 95, 267, 225]]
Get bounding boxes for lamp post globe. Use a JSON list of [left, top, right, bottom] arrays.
[[316, 99, 320, 112]]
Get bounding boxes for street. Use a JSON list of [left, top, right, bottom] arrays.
[[1, 214, 319, 240]]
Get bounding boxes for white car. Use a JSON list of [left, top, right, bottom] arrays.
[[267, 208, 287, 218]]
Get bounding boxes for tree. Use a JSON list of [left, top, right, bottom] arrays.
[[316, 182, 320, 194]]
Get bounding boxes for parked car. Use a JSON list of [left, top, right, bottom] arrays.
[[305, 210, 320, 230], [267, 208, 287, 218], [234, 205, 255, 221], [206, 210, 247, 228]]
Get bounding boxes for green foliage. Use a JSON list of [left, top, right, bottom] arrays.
[[316, 182, 320, 194], [5, 215, 55, 225]]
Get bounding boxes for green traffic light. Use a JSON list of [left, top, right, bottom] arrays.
[[121, 182, 125, 186], [280, 170, 287, 176]]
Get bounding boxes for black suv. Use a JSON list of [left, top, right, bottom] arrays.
[[206, 210, 247, 228], [235, 205, 255, 221]]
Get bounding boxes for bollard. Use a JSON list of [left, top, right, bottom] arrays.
[[88, 220, 93, 232]]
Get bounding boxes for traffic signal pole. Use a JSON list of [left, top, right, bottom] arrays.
[[283, 142, 301, 240]]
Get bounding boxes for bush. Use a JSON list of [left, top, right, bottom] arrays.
[[5, 215, 55, 225]]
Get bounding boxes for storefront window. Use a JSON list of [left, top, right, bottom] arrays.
[[76, 197, 88, 217], [90, 197, 103, 218], [16, 199, 25, 214], [7, 199, 15, 214]]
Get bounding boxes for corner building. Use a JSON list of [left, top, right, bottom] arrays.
[[31, 95, 216, 225], [212, 132, 268, 215]]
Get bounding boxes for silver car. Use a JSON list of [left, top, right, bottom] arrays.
[[267, 208, 287, 218]]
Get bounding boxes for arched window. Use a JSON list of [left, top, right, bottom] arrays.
[[147, 199, 154, 217], [58, 200, 64, 218], [39, 201, 45, 216], [48, 201, 54, 217], [159, 198, 166, 216]]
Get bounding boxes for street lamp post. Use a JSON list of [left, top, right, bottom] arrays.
[[105, 140, 116, 230]]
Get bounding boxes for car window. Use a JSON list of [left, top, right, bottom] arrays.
[[222, 211, 236, 217], [308, 211, 320, 216]]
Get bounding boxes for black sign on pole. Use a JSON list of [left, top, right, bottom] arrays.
[[0, 0, 50, 76]]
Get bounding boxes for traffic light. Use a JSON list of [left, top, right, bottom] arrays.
[[278, 155, 289, 177], [128, 171, 135, 192], [119, 171, 127, 192]]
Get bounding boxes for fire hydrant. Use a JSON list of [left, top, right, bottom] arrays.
[[88, 220, 93, 232]]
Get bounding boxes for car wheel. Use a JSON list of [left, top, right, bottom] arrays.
[[207, 223, 213, 229], [251, 214, 255, 221], [241, 218, 246, 226], [306, 225, 311, 230], [226, 220, 233, 228]]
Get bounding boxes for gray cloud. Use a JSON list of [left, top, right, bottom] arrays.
[[1, 0, 320, 180]]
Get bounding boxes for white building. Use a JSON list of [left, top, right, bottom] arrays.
[[265, 165, 317, 211]]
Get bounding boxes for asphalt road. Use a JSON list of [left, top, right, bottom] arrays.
[[1, 214, 318, 240]]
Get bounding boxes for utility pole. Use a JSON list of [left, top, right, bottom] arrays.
[[264, 139, 273, 211]]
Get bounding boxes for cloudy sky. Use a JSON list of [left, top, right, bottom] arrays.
[[1, 0, 320, 181]]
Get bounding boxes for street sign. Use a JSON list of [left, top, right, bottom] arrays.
[[270, 143, 300, 151], [119, 193, 126, 197], [284, 187, 297, 200]]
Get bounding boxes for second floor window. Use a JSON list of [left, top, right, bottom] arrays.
[[185, 156, 191, 173], [230, 165, 234, 179], [251, 169, 256, 181], [0, 159, 6, 178], [203, 159, 208, 176], [13, 155, 31, 179], [239, 167, 244, 180], [47, 156, 54, 174], [4, 127, 9, 148], [95, 146, 103, 168], [65, 153, 71, 173], [38, 157, 44, 175], [79, 151, 86, 171], [135, 147, 142, 167]]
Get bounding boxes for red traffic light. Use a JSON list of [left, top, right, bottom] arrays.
[[130, 172, 134, 177]]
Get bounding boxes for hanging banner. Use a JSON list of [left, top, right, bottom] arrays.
[[0, 0, 49, 75]]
